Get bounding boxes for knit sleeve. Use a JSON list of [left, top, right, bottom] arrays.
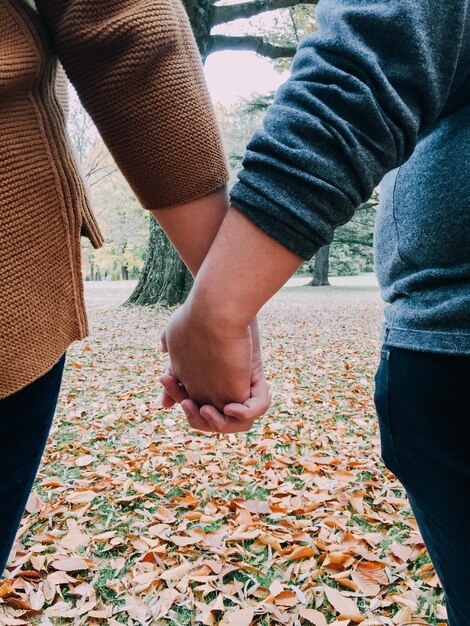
[[230, 0, 470, 260], [36, 0, 229, 209]]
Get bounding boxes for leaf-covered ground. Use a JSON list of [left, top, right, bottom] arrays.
[[1, 282, 447, 626]]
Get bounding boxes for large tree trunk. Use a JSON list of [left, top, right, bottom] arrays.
[[127, 0, 313, 307], [126, 219, 192, 306], [127, 0, 213, 307], [308, 245, 330, 286], [182, 0, 215, 60]]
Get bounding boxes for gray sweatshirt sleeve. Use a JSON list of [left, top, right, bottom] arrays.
[[230, 0, 470, 260]]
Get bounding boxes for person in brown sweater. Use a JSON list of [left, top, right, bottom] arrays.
[[0, 0, 269, 574]]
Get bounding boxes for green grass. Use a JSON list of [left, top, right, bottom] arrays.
[[241, 484, 271, 501], [281, 284, 379, 294]]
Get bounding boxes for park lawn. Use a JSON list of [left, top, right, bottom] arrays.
[[0, 282, 446, 626]]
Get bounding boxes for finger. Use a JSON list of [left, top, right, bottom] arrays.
[[223, 393, 270, 420], [199, 404, 230, 431], [224, 380, 271, 421], [158, 373, 189, 404], [200, 404, 254, 434], [158, 363, 177, 407], [181, 399, 215, 433], [160, 328, 168, 353], [160, 388, 177, 408]]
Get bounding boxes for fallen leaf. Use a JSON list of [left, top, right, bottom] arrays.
[[324, 585, 362, 619], [289, 546, 316, 561], [51, 557, 96, 572], [25, 491, 43, 514], [220, 607, 254, 626], [298, 607, 328, 626], [75, 454, 94, 467]]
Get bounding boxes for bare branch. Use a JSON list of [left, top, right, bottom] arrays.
[[213, 0, 317, 25], [88, 169, 117, 187], [85, 147, 108, 179], [208, 34, 297, 58]]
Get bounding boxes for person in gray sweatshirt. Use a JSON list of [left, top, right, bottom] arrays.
[[160, 0, 470, 623]]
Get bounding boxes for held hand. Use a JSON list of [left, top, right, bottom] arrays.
[[160, 298, 252, 414], [160, 318, 271, 433]]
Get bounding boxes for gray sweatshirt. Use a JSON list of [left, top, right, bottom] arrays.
[[231, 0, 470, 355]]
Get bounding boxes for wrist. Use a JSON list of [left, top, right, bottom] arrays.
[[186, 282, 252, 337]]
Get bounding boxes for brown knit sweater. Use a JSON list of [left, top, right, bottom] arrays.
[[0, 0, 229, 399]]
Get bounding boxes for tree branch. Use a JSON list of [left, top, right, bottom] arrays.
[[334, 236, 373, 247], [213, 0, 317, 25], [88, 169, 117, 187], [208, 34, 297, 58]]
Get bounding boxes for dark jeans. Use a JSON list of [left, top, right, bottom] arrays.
[[0, 355, 65, 576], [375, 345, 470, 626]]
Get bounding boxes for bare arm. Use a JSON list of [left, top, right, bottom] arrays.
[[154, 193, 271, 432], [159, 206, 300, 429], [188, 207, 303, 328], [151, 187, 228, 277]]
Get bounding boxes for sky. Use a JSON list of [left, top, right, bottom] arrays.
[[204, 50, 289, 107], [203, 10, 291, 107]]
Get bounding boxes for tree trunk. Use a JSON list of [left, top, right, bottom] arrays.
[[308, 245, 330, 286], [181, 0, 215, 60], [126, 218, 192, 306], [127, 0, 312, 307], [127, 0, 214, 307]]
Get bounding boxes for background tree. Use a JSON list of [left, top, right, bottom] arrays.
[[68, 93, 117, 187], [88, 162, 149, 281], [69, 94, 148, 281], [306, 198, 378, 285], [218, 93, 378, 286], [128, 0, 318, 307]]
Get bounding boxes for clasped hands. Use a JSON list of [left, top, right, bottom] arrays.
[[158, 296, 271, 434]]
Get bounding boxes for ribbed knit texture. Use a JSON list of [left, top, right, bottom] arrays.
[[35, 0, 230, 210], [0, 0, 229, 399]]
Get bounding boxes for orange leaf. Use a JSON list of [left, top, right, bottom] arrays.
[[25, 491, 43, 514], [324, 585, 362, 619], [274, 590, 298, 607], [177, 494, 199, 508], [269, 580, 284, 596], [159, 561, 196, 581], [298, 608, 328, 626], [351, 570, 380, 597], [0, 580, 14, 599], [356, 562, 389, 585], [75, 454, 94, 467], [390, 542, 413, 562], [289, 546, 316, 561], [239, 500, 272, 514]]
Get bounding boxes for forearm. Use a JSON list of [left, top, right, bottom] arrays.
[[188, 207, 303, 328], [151, 187, 228, 276]]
